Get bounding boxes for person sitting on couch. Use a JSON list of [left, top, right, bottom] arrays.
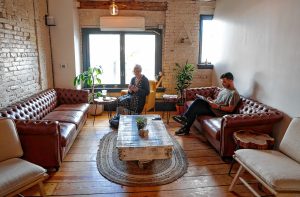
[[173, 72, 240, 135]]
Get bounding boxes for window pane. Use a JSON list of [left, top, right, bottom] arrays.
[[201, 19, 215, 63], [89, 34, 120, 84], [125, 34, 155, 84]]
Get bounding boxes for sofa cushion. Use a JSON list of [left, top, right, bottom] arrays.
[[54, 103, 89, 114], [59, 123, 77, 147], [235, 149, 300, 192], [279, 118, 300, 164], [0, 158, 46, 196], [199, 117, 222, 140], [43, 111, 84, 128]]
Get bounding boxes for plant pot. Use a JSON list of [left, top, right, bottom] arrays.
[[88, 104, 103, 115], [176, 104, 185, 115]]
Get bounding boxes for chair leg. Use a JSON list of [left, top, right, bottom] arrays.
[[229, 165, 245, 191], [38, 182, 47, 197]]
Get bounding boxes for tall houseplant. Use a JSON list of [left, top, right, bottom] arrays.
[[174, 62, 195, 107], [73, 66, 103, 103]]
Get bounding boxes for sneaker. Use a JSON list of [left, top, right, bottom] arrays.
[[172, 115, 187, 125], [175, 127, 190, 135]]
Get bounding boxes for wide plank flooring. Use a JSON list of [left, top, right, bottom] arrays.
[[22, 111, 263, 196]]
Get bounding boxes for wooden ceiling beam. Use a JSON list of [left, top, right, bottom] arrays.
[[78, 1, 168, 11]]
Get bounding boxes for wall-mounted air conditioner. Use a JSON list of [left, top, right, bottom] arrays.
[[100, 16, 145, 31]]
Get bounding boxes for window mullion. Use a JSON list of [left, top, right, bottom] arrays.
[[120, 33, 125, 86]]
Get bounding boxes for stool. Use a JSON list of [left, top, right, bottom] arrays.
[[228, 130, 275, 176]]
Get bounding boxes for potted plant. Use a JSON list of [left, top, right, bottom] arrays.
[[136, 116, 147, 130], [74, 66, 103, 114], [174, 61, 194, 114]]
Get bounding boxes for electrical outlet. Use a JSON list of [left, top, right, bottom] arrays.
[[60, 64, 67, 69]]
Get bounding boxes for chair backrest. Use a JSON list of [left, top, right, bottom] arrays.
[[0, 118, 23, 162], [279, 117, 300, 163], [149, 80, 157, 92]]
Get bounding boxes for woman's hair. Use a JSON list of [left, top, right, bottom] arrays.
[[134, 64, 142, 72]]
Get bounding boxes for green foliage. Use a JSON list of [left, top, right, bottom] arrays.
[[136, 117, 147, 130], [73, 66, 103, 103], [174, 61, 194, 105]]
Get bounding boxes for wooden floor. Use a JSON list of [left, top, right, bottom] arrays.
[[23, 111, 261, 197]]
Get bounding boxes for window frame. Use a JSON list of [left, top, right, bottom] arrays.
[[82, 28, 162, 89], [198, 14, 214, 64]]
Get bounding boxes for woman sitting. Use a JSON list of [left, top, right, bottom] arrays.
[[117, 64, 150, 115]]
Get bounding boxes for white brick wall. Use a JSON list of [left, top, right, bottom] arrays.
[[0, 0, 53, 108], [78, 0, 215, 95]]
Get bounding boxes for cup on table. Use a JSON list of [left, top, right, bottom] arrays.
[[102, 90, 107, 98]]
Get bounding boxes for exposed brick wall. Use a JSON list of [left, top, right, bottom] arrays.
[[0, 0, 53, 108], [78, 0, 215, 95]]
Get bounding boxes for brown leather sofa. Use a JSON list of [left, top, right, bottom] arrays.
[[0, 88, 89, 170], [184, 87, 283, 158]]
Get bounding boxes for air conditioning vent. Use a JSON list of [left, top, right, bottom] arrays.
[[100, 16, 145, 31]]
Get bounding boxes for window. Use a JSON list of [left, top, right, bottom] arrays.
[[199, 15, 214, 64], [82, 28, 162, 89]]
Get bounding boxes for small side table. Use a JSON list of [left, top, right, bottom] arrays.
[[162, 94, 178, 124], [228, 130, 275, 175], [93, 97, 117, 126]]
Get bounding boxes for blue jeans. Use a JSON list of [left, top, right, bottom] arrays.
[[184, 98, 215, 129]]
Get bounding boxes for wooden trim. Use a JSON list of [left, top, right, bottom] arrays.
[[6, 174, 48, 197], [234, 156, 278, 196], [78, 1, 168, 11]]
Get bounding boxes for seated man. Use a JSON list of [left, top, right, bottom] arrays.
[[173, 72, 240, 135]]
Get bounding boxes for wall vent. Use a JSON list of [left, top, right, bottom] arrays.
[[100, 16, 145, 31]]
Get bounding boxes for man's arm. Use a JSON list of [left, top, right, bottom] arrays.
[[208, 101, 236, 113]]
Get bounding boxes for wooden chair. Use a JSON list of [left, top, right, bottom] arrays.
[[0, 118, 48, 197], [229, 117, 300, 196]]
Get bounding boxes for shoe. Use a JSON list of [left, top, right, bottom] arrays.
[[172, 115, 187, 125], [175, 127, 190, 135]]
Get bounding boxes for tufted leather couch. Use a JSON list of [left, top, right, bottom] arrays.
[[184, 87, 283, 158], [0, 88, 89, 170]]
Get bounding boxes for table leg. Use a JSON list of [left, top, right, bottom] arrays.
[[137, 160, 151, 169], [107, 103, 112, 119], [228, 159, 235, 176], [167, 110, 170, 124], [93, 103, 98, 126]]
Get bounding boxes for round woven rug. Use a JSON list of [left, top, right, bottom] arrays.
[[96, 131, 188, 186]]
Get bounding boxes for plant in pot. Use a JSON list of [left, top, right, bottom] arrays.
[[73, 66, 103, 115], [174, 61, 194, 115], [136, 116, 147, 130]]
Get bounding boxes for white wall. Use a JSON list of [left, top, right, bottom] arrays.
[[213, 0, 300, 144], [48, 0, 81, 88]]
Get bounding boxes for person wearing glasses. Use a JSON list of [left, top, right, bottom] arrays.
[[117, 64, 150, 115]]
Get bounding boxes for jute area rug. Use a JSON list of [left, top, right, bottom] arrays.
[[96, 132, 188, 186]]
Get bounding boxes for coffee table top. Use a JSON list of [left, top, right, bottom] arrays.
[[94, 97, 117, 104], [233, 130, 275, 150], [116, 115, 173, 148]]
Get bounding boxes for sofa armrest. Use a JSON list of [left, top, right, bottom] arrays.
[[185, 87, 221, 101], [15, 120, 62, 170], [219, 113, 283, 157], [222, 112, 283, 128], [55, 88, 89, 104]]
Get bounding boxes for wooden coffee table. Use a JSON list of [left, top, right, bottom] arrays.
[[116, 115, 174, 168]]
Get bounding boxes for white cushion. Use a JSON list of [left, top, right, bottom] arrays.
[[235, 149, 300, 192], [279, 117, 300, 163], [0, 118, 23, 162], [0, 158, 46, 196]]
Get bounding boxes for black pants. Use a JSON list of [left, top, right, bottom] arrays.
[[184, 98, 215, 129]]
